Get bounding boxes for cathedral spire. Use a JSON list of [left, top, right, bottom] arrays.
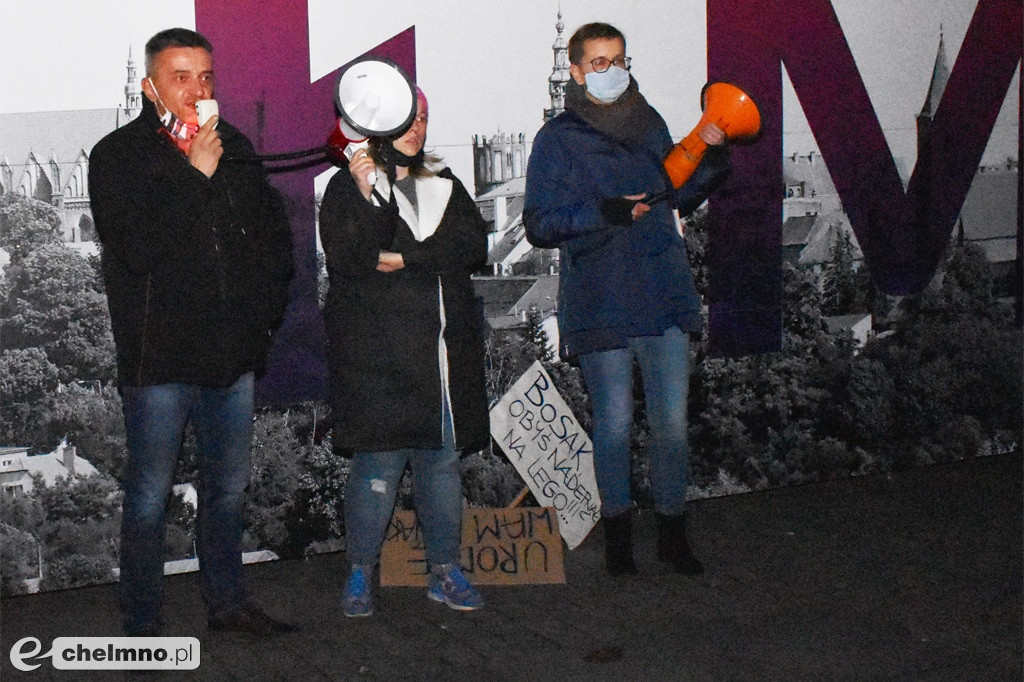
[[543, 9, 570, 121], [124, 44, 143, 122], [918, 29, 950, 120], [915, 29, 950, 160]]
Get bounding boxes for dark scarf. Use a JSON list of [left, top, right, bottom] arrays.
[[368, 144, 427, 250], [378, 145, 425, 170], [564, 76, 664, 145]]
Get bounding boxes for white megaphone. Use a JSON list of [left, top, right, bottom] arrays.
[[327, 57, 417, 186]]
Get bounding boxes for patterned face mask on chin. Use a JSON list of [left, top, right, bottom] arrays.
[[149, 79, 200, 141], [160, 110, 200, 141]]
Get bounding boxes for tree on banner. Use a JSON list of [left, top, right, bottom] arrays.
[[490, 361, 601, 550]]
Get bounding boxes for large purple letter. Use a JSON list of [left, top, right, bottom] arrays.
[[195, 0, 415, 403], [706, 0, 1022, 355]]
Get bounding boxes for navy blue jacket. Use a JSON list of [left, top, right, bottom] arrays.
[[523, 108, 730, 358]]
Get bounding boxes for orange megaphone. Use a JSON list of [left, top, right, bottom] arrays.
[[663, 82, 761, 188]]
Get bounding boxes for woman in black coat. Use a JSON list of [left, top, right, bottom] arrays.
[[319, 88, 488, 617]]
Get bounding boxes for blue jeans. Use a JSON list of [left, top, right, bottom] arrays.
[[118, 373, 254, 634], [344, 401, 462, 567], [579, 327, 691, 518]]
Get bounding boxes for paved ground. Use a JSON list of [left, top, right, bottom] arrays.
[[2, 451, 1021, 681]]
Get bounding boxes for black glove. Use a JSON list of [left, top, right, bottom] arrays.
[[599, 197, 638, 226]]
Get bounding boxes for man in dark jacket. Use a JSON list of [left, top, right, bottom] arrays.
[[89, 28, 295, 636], [523, 22, 730, 577]]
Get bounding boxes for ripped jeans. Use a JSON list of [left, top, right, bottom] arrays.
[[343, 401, 462, 567]]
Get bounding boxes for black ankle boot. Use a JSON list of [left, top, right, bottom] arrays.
[[603, 512, 638, 576], [656, 512, 704, 575]]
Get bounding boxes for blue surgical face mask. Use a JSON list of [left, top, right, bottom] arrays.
[[584, 66, 630, 104]]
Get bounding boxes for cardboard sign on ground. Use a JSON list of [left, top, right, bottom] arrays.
[[489, 361, 601, 549], [380, 507, 566, 586]]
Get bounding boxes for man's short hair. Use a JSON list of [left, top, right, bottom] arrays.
[[568, 23, 626, 65], [145, 28, 213, 75]]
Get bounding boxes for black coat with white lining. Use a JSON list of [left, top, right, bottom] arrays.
[[319, 163, 489, 453]]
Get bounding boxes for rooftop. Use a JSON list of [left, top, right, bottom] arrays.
[[958, 167, 1019, 244], [0, 109, 125, 191]]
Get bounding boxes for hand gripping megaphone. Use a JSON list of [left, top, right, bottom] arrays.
[[327, 57, 417, 185], [662, 81, 762, 188]]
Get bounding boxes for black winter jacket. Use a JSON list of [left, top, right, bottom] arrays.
[[319, 164, 490, 453], [89, 101, 294, 387]]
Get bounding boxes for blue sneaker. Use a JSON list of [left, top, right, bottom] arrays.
[[427, 564, 483, 611], [342, 565, 373, 618]]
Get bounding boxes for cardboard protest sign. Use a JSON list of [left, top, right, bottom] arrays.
[[489, 361, 601, 549], [380, 508, 565, 586]]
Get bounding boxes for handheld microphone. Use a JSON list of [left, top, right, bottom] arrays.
[[196, 99, 219, 127]]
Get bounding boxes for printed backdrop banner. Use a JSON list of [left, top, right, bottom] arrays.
[[490, 362, 601, 549]]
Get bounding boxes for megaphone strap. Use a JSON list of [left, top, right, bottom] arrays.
[[370, 187, 389, 209], [224, 145, 328, 163]]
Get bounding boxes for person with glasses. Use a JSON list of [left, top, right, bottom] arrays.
[[524, 22, 731, 577]]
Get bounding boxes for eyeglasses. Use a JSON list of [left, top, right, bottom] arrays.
[[588, 56, 631, 73]]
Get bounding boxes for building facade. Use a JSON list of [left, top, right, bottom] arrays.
[[0, 48, 141, 254], [474, 11, 570, 277]]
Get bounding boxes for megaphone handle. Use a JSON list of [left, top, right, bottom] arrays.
[[343, 140, 377, 186], [645, 189, 670, 207], [664, 129, 709, 188]]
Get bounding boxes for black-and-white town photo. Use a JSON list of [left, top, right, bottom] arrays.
[[1, 0, 1020, 678]]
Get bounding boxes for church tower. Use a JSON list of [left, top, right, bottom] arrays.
[[471, 8, 566, 195], [916, 29, 950, 155], [123, 45, 143, 122], [543, 10, 570, 121], [472, 132, 527, 197]]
